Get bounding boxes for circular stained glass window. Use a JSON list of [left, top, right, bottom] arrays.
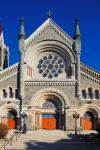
[[37, 54, 64, 79]]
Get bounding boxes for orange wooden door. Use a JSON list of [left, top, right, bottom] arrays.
[[84, 119, 92, 130], [7, 118, 15, 129], [42, 118, 56, 130]]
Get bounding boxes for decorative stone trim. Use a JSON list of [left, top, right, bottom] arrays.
[[0, 73, 17, 84], [81, 63, 100, 80], [0, 63, 18, 80], [80, 71, 99, 83], [79, 103, 100, 118], [25, 18, 73, 50], [24, 81, 76, 86]]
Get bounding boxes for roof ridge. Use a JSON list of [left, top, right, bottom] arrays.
[[81, 62, 100, 74], [0, 62, 18, 74]]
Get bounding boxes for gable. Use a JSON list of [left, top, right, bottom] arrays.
[[0, 63, 18, 84], [25, 18, 74, 50]]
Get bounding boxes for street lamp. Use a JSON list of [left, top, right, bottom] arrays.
[[73, 112, 79, 134]]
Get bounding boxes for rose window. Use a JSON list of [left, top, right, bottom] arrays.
[[37, 54, 64, 79]]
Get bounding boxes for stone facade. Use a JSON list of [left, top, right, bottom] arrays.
[[0, 17, 99, 131]]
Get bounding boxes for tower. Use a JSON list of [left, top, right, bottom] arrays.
[[18, 17, 25, 101], [0, 22, 9, 70], [74, 18, 81, 98]]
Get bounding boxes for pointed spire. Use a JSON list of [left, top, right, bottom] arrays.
[[0, 22, 2, 36], [74, 17, 81, 39], [19, 17, 25, 39], [0, 21, 4, 48]]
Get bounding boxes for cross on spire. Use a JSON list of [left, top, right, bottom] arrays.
[[47, 10, 53, 18]]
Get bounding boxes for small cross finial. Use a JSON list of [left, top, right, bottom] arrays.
[[47, 10, 53, 18]]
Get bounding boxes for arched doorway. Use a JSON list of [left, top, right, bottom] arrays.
[[6, 110, 18, 129], [83, 111, 94, 130], [42, 99, 59, 130], [0, 109, 18, 129], [81, 109, 99, 130], [31, 88, 70, 130]]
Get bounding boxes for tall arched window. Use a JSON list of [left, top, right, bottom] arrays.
[[9, 87, 13, 98], [82, 89, 86, 99], [88, 88, 93, 99], [95, 90, 99, 99], [3, 89, 7, 98]]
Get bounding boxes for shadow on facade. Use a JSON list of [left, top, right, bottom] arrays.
[[24, 134, 100, 150]]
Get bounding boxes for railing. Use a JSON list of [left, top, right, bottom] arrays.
[[0, 131, 21, 150]]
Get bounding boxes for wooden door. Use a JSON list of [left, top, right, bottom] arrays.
[[84, 119, 92, 130], [7, 118, 15, 129], [42, 118, 56, 130]]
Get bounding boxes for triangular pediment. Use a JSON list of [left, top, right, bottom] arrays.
[[25, 18, 74, 49]]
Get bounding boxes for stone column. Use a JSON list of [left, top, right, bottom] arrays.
[[58, 113, 61, 129], [35, 112, 37, 129], [20, 51, 24, 100], [71, 63, 75, 78], [32, 112, 35, 130], [64, 108, 68, 131], [76, 52, 81, 98]]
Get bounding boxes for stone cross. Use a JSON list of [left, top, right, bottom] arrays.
[[47, 11, 53, 18]]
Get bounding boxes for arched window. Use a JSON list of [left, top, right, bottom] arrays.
[[95, 90, 99, 99], [9, 87, 13, 98], [3, 89, 7, 98], [88, 88, 93, 99], [82, 89, 86, 99], [42, 100, 58, 109]]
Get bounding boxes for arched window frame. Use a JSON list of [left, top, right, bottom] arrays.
[[95, 90, 99, 99], [9, 87, 13, 98], [82, 89, 86, 99], [88, 88, 93, 99], [2, 89, 7, 98]]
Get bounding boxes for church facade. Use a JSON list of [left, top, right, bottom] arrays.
[[0, 16, 99, 131]]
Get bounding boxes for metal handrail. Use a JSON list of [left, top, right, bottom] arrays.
[[0, 131, 21, 150]]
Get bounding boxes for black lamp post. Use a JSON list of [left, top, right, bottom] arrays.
[[73, 112, 79, 134]]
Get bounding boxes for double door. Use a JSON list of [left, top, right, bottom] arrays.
[[42, 114, 58, 130]]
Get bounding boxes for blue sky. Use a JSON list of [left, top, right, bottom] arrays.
[[0, 0, 100, 71]]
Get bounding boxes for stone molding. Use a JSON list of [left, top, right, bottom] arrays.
[[0, 62, 18, 82], [25, 18, 74, 50], [81, 71, 99, 83], [30, 87, 70, 108], [79, 103, 100, 118], [24, 81, 76, 86], [0, 103, 20, 117], [0, 72, 17, 84], [81, 63, 100, 80]]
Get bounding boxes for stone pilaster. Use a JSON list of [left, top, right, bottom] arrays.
[[76, 52, 81, 98], [64, 107, 68, 131]]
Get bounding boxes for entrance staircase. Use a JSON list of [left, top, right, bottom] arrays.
[[0, 130, 71, 150], [0, 130, 99, 150]]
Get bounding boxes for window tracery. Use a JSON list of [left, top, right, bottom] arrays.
[[42, 100, 58, 109], [37, 54, 64, 79]]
